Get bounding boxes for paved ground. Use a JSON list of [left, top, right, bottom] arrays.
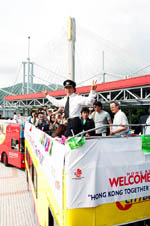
[[0, 163, 36, 226]]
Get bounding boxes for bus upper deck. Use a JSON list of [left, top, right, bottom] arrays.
[[25, 122, 150, 226]]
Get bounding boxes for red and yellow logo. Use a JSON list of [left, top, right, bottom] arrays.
[[116, 196, 150, 211]]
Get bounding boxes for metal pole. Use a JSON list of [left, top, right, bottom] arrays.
[[102, 51, 105, 83], [31, 62, 34, 84], [68, 17, 76, 81], [27, 36, 30, 94], [28, 36, 30, 61], [3, 101, 6, 118], [27, 61, 30, 94], [29, 62, 34, 91], [22, 62, 26, 94]]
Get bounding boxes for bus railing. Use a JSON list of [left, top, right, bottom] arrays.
[[68, 123, 150, 140]]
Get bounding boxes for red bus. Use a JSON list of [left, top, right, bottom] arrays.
[[0, 120, 25, 168]]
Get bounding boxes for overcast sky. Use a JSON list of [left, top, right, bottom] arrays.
[[1, 0, 150, 89]]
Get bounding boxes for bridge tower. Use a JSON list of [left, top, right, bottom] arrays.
[[22, 36, 34, 94]]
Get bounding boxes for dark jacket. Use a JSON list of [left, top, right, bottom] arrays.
[[81, 118, 95, 136]]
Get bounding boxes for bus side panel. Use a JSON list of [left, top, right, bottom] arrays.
[[65, 199, 150, 226], [25, 141, 41, 226], [64, 208, 96, 226], [25, 139, 63, 226], [96, 200, 150, 226], [27, 172, 41, 226]]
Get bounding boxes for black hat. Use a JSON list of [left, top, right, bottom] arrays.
[[63, 79, 76, 88]]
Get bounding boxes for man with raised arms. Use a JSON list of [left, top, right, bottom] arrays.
[[43, 80, 97, 137]]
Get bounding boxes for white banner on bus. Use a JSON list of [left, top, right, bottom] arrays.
[[25, 122, 66, 209], [65, 137, 150, 209]]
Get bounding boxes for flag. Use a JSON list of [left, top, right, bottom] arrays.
[[67, 137, 86, 150], [142, 135, 150, 153]]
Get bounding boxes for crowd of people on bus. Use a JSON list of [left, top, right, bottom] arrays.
[[25, 99, 132, 138], [10, 100, 150, 138], [6, 79, 149, 139]]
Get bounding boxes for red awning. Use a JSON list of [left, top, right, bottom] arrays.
[[5, 74, 150, 101]]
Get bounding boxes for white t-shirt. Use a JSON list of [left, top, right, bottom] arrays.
[[112, 110, 129, 134], [90, 110, 111, 133]]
